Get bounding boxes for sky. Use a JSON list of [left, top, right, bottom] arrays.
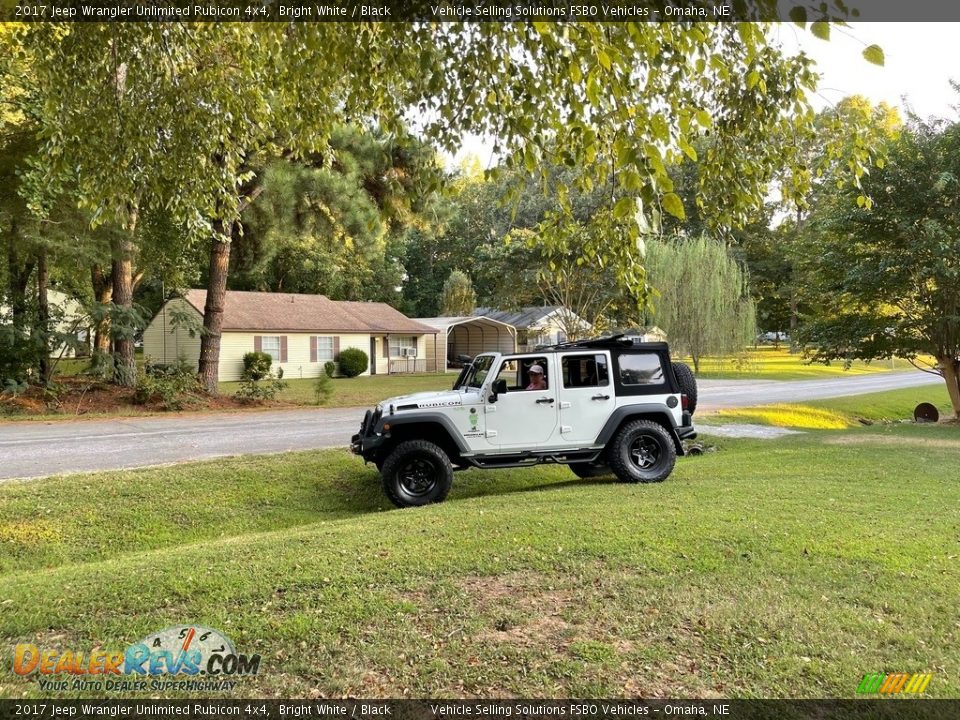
[[452, 22, 960, 166], [777, 22, 959, 119]]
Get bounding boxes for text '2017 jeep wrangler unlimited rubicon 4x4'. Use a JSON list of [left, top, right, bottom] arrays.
[[351, 335, 698, 507]]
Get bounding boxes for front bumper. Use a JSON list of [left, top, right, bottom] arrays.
[[351, 407, 387, 460]]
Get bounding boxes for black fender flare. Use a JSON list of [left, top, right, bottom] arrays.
[[595, 404, 685, 455], [374, 412, 471, 454]]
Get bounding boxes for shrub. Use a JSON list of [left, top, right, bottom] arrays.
[[134, 360, 202, 410], [243, 351, 273, 381], [338, 348, 368, 378], [236, 355, 287, 404], [324, 361, 336, 378], [235, 375, 287, 404], [313, 373, 333, 405]]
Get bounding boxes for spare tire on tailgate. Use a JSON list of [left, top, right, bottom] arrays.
[[671, 362, 698, 415]]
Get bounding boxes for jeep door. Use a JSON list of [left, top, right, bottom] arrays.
[[483, 355, 558, 448], [551, 351, 614, 445]]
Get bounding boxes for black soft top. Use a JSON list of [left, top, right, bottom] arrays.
[[539, 334, 670, 353]]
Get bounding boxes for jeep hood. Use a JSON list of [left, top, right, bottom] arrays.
[[379, 389, 480, 411]]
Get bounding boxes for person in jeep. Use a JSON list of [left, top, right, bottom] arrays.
[[525, 364, 547, 390], [350, 335, 697, 508]]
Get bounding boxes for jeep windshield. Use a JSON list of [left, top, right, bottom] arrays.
[[454, 354, 495, 390]]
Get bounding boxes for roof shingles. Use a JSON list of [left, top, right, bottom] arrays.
[[183, 290, 436, 334]]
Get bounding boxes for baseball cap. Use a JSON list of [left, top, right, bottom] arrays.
[[529, 364, 544, 374]]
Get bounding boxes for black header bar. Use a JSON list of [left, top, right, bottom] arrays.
[[0, 0, 957, 23], [1, 699, 959, 720]]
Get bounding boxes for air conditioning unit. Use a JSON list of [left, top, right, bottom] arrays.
[[400, 347, 417, 357]]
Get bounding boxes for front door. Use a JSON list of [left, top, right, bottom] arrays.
[[369, 337, 377, 375], [551, 351, 613, 446], [483, 355, 558, 449]]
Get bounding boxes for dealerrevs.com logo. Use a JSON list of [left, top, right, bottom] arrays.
[[857, 672, 933, 696], [13, 626, 261, 693]]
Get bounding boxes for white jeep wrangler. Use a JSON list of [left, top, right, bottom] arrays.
[[350, 335, 698, 507]]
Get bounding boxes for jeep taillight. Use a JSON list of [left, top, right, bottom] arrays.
[[681, 394, 689, 410]]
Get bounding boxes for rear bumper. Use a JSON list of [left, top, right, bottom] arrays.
[[678, 427, 697, 441], [677, 411, 696, 441]]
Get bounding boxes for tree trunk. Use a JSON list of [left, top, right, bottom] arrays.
[[111, 233, 137, 387], [940, 355, 960, 420], [6, 225, 34, 328], [788, 295, 798, 349], [36, 249, 50, 383], [198, 220, 233, 395], [91, 264, 114, 360]]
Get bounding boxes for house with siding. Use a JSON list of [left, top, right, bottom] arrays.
[[142, 290, 439, 380]]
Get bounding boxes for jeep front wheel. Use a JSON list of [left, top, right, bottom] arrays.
[[607, 420, 676, 483], [380, 440, 453, 507]]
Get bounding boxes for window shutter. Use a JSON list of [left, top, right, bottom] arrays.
[[383, 336, 389, 358], [333, 336, 340, 359], [280, 336, 288, 363], [310, 336, 317, 363], [254, 336, 262, 353]]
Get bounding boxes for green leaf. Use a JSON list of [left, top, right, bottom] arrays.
[[613, 196, 635, 219], [661, 192, 685, 220], [651, 114, 669, 142], [524, 146, 537, 173], [810, 22, 830, 41], [788, 6, 807, 26], [597, 49, 612, 71], [863, 44, 885, 66], [695, 109, 712, 128], [569, 62, 582, 84]]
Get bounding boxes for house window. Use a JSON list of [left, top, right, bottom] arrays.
[[389, 336, 417, 357], [261, 336, 282, 362], [315, 336, 335, 361]]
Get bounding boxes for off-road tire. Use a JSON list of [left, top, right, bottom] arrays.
[[380, 440, 453, 508], [607, 419, 676, 483], [568, 463, 613, 479], [671, 362, 698, 415]]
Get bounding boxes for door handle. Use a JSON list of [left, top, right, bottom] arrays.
[[591, 394, 610, 400], [536, 397, 555, 404]]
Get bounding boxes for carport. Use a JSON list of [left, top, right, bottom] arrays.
[[414, 316, 517, 370]]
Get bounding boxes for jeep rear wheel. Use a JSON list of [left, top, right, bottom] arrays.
[[607, 420, 676, 483], [568, 463, 613, 479], [380, 440, 453, 507]]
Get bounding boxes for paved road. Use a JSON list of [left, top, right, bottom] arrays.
[[0, 371, 941, 481]]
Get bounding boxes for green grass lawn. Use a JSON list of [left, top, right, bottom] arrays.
[[686, 346, 922, 380], [220, 372, 454, 407], [1, 423, 958, 698], [705, 384, 954, 429]]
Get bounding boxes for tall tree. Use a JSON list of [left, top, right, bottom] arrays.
[[10, 20, 880, 392], [798, 116, 960, 419], [440, 270, 477, 316], [231, 126, 434, 302], [644, 236, 757, 373]]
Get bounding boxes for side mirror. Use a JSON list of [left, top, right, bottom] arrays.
[[489, 379, 507, 403]]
